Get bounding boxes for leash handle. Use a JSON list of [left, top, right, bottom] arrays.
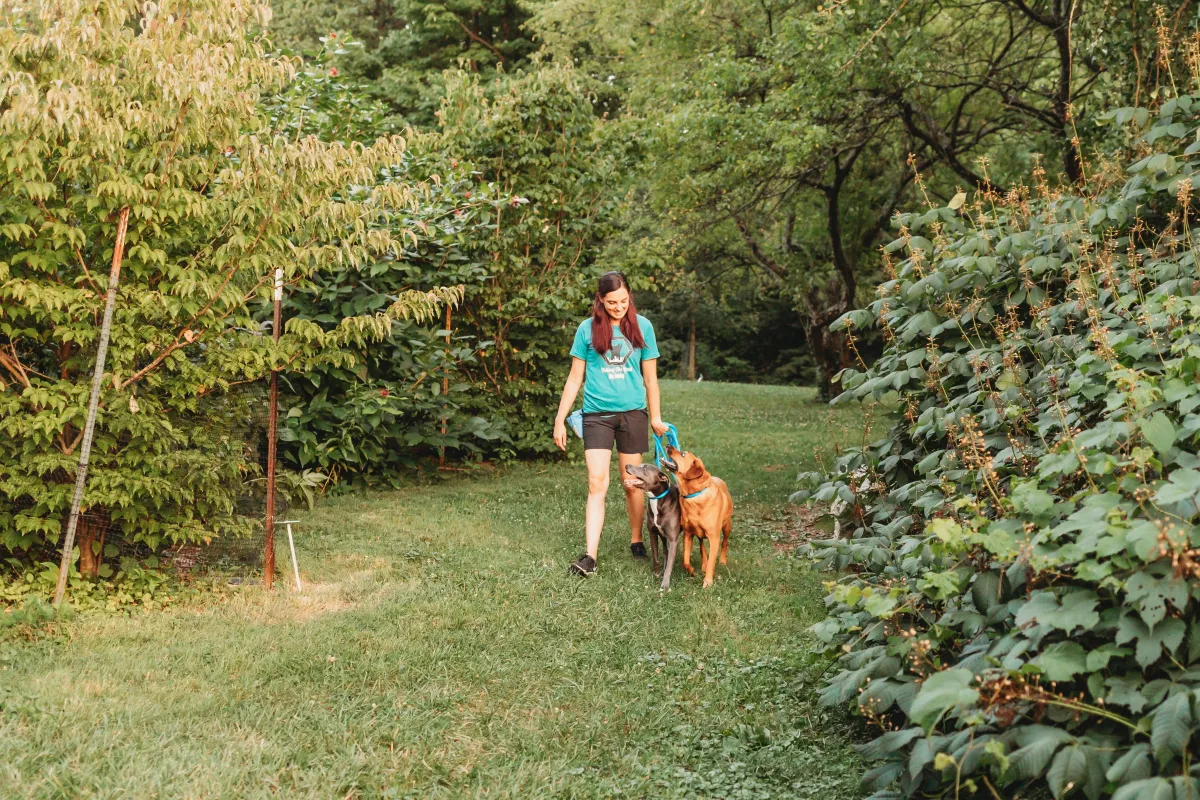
[[653, 423, 681, 471]]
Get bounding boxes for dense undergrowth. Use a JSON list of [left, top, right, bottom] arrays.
[[796, 88, 1200, 798]]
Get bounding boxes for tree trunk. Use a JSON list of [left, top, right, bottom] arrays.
[[687, 314, 696, 381], [1051, 4, 1081, 183], [74, 509, 110, 579], [805, 305, 851, 401]]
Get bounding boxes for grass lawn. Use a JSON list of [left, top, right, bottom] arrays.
[[1, 380, 885, 799]]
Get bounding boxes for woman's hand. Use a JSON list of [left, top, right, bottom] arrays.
[[651, 417, 670, 437], [554, 417, 568, 451]]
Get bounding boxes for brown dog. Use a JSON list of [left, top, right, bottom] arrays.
[[661, 445, 732, 588]]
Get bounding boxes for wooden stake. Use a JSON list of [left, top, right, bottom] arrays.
[[55, 207, 130, 606], [264, 268, 282, 590], [439, 304, 451, 467]]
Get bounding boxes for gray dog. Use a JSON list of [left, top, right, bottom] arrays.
[[623, 463, 682, 590]]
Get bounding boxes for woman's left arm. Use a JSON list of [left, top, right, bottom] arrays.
[[643, 359, 669, 436]]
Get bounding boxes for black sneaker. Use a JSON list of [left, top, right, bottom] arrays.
[[569, 554, 597, 577], [630, 542, 647, 560]]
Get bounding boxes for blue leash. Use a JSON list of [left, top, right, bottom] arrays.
[[653, 423, 681, 471], [654, 423, 708, 498]]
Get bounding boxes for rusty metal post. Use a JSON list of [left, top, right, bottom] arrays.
[[55, 207, 131, 606], [264, 268, 282, 589], [439, 305, 451, 467]]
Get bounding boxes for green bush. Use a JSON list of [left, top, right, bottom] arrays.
[[432, 63, 628, 455], [279, 154, 511, 485], [0, 0, 448, 577], [268, 58, 626, 472], [796, 94, 1200, 798]]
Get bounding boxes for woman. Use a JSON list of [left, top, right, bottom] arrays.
[[554, 271, 669, 576]]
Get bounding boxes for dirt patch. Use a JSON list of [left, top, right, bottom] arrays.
[[771, 504, 836, 552]]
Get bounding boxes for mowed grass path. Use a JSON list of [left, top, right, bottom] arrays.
[[3, 381, 875, 799]]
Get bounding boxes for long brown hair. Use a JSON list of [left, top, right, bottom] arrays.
[[590, 271, 646, 355]]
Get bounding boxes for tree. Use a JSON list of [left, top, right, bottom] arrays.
[[533, 0, 1159, 394], [431, 62, 629, 453], [0, 0, 449, 578], [270, 0, 537, 126]]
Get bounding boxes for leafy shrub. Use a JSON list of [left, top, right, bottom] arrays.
[[795, 93, 1200, 798], [0, 0, 449, 573], [258, 42, 507, 484], [433, 63, 628, 455], [278, 154, 511, 486], [269, 57, 624, 473]]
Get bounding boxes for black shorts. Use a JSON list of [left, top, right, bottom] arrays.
[[582, 409, 649, 455]]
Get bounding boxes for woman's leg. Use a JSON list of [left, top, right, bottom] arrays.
[[618, 451, 645, 546], [584, 448, 612, 560]]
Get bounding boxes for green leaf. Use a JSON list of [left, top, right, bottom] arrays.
[[1150, 692, 1194, 761], [919, 568, 965, 600], [1047, 745, 1089, 799], [907, 235, 934, 253], [1105, 675, 1148, 713], [1012, 480, 1055, 517], [1140, 412, 1177, 455], [854, 727, 924, 760], [1107, 744, 1152, 785], [909, 669, 978, 731], [1152, 469, 1200, 512], [1015, 591, 1100, 636], [927, 518, 966, 547], [1124, 569, 1188, 627], [1086, 644, 1130, 672], [1126, 520, 1162, 562], [1004, 725, 1073, 781], [971, 570, 1004, 614], [1115, 615, 1186, 667], [1111, 778, 1172, 800], [1188, 621, 1200, 664], [1033, 642, 1088, 682], [1146, 153, 1177, 175]]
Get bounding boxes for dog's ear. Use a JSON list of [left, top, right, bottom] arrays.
[[682, 455, 706, 482]]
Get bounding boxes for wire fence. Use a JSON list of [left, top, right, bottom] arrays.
[[1, 384, 285, 584]]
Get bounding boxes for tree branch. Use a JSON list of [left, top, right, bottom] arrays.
[[734, 218, 789, 278], [455, 17, 506, 62]]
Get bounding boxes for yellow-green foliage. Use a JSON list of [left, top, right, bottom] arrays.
[[0, 0, 453, 566]]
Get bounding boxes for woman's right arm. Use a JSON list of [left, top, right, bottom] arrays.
[[554, 358, 587, 451]]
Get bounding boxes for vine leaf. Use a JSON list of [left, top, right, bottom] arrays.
[[1032, 642, 1088, 682], [1139, 412, 1176, 455], [1115, 615, 1186, 668], [909, 669, 978, 731]]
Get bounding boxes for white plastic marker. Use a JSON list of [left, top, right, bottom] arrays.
[[278, 519, 302, 592], [274, 268, 283, 301]]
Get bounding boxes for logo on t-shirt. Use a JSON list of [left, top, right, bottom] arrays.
[[603, 339, 631, 367], [601, 338, 633, 379]]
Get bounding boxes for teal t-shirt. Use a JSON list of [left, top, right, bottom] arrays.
[[570, 315, 660, 413]]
